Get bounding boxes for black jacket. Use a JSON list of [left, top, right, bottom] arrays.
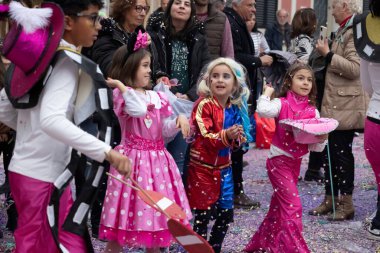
[[149, 23, 210, 101], [264, 21, 291, 51], [147, 7, 165, 33], [89, 18, 162, 81], [224, 7, 262, 108], [90, 18, 130, 76]]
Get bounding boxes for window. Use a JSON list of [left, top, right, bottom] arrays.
[[256, 0, 278, 29]]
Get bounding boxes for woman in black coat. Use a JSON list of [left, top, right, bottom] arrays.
[[149, 0, 210, 173], [90, 0, 150, 76]]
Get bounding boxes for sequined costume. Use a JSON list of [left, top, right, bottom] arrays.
[[186, 96, 243, 210], [186, 96, 245, 253]]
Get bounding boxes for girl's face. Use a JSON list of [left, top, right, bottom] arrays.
[[134, 55, 151, 88], [290, 69, 313, 97], [209, 64, 236, 102], [170, 0, 192, 23]]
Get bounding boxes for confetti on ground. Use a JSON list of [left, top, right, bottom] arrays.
[[0, 134, 379, 252]]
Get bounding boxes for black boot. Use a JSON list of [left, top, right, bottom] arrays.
[[304, 169, 324, 182], [304, 151, 325, 182], [209, 208, 233, 253], [5, 194, 17, 232], [0, 178, 10, 194]]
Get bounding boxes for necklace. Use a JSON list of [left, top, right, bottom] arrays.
[[143, 91, 153, 129]]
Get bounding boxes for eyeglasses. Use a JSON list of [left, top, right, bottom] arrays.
[[75, 13, 103, 26], [135, 5, 150, 13]]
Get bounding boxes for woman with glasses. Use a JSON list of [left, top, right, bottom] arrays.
[[149, 0, 210, 177], [90, 0, 150, 76]]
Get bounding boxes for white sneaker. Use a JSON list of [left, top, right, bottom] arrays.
[[367, 225, 380, 241], [364, 210, 377, 225]]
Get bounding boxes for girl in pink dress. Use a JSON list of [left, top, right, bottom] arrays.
[[99, 30, 192, 253], [245, 63, 327, 253]]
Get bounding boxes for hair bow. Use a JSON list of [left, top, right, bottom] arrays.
[[134, 30, 149, 51]]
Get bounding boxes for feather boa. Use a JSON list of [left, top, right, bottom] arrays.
[[9, 1, 52, 34]]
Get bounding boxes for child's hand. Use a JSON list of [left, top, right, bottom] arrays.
[[176, 114, 190, 138], [105, 149, 132, 178], [175, 92, 190, 100], [316, 133, 328, 143], [106, 78, 126, 92], [226, 124, 243, 140], [263, 84, 275, 97], [157, 76, 169, 85]]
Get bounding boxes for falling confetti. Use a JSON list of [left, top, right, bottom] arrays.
[[0, 135, 379, 252]]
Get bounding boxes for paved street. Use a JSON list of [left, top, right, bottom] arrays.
[[1, 134, 379, 252]]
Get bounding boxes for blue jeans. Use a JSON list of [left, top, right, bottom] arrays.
[[166, 132, 188, 177]]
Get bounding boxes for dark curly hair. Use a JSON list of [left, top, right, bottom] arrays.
[[278, 63, 317, 106]]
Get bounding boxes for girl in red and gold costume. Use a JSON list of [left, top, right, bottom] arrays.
[[186, 57, 252, 253]]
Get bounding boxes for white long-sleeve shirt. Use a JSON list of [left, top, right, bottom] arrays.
[[0, 40, 111, 183], [360, 59, 380, 121], [256, 95, 326, 158], [120, 88, 180, 139]]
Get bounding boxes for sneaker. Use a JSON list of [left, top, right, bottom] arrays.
[[364, 210, 377, 225], [234, 193, 260, 209], [367, 225, 380, 241]]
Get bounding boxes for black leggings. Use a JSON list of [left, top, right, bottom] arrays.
[[323, 130, 355, 196], [232, 149, 244, 195], [193, 208, 234, 253]]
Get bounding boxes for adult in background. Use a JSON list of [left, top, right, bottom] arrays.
[[195, 0, 234, 60], [265, 9, 291, 51], [288, 8, 317, 63], [248, 14, 270, 57], [287, 8, 320, 181], [354, 0, 380, 241], [224, 0, 273, 208], [91, 0, 150, 76], [147, 0, 169, 32], [291, 8, 326, 182], [149, 0, 210, 174], [309, 0, 368, 221]]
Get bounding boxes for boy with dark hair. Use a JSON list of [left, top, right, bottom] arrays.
[[0, 1, 131, 252]]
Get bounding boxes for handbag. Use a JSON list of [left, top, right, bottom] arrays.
[[254, 112, 275, 149]]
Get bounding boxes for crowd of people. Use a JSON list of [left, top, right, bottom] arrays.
[[0, 0, 379, 252]]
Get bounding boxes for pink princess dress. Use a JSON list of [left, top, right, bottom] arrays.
[[99, 88, 192, 248]]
